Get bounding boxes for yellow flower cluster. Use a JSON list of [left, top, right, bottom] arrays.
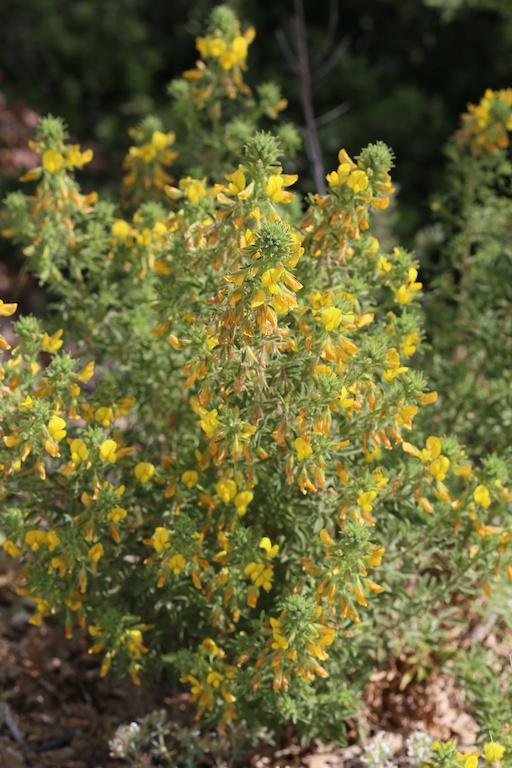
[[180, 642, 237, 722], [122, 128, 178, 204], [254, 606, 336, 693], [196, 26, 255, 71], [428, 739, 506, 768], [459, 87, 512, 154], [326, 147, 395, 210]]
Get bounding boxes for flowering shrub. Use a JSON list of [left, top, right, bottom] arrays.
[[363, 734, 509, 768], [1, 4, 512, 748], [425, 740, 509, 768], [423, 87, 512, 461]]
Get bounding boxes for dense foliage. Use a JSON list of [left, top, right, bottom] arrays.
[[1, 4, 512, 760]]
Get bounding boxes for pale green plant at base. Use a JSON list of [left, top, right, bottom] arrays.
[[108, 710, 271, 768]]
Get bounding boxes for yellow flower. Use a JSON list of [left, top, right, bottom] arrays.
[[153, 527, 171, 553], [3, 540, 21, 557], [70, 438, 88, 463], [0, 299, 17, 316], [200, 638, 224, 657], [196, 35, 226, 58], [45, 530, 61, 552], [339, 386, 355, 409], [422, 436, 442, 461], [320, 306, 343, 332], [139, 144, 157, 163], [474, 484, 491, 509], [216, 478, 238, 503], [225, 168, 247, 196], [234, 490, 254, 515], [430, 456, 450, 481], [382, 347, 408, 381], [29, 598, 51, 626], [181, 177, 206, 203], [484, 743, 506, 761], [134, 461, 155, 483], [112, 219, 132, 240], [326, 170, 342, 186], [123, 628, 147, 658], [357, 490, 377, 513], [107, 506, 127, 523], [231, 34, 249, 61], [256, 566, 274, 590], [261, 266, 284, 294], [48, 415, 66, 442], [347, 169, 369, 193], [395, 267, 423, 305], [366, 546, 385, 567], [76, 361, 95, 382], [42, 149, 65, 173], [169, 554, 187, 574], [265, 173, 297, 203], [65, 145, 93, 168], [41, 329, 64, 352], [244, 561, 262, 578], [295, 437, 312, 461], [88, 542, 104, 563], [207, 670, 224, 688], [395, 285, 412, 304], [95, 406, 114, 426], [4, 434, 20, 447], [326, 160, 352, 187], [402, 333, 420, 356], [313, 364, 333, 378], [259, 536, 279, 557], [365, 445, 382, 463], [181, 470, 199, 488], [99, 439, 118, 463], [151, 130, 168, 150], [316, 626, 335, 648], [319, 528, 335, 547], [25, 530, 47, 551], [376, 255, 392, 274], [199, 409, 219, 438]]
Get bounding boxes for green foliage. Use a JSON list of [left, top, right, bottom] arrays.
[[1, 6, 512, 758], [422, 88, 512, 460], [0, 0, 174, 143]]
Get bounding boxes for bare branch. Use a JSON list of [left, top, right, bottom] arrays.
[[312, 0, 339, 68], [312, 37, 349, 83], [275, 28, 298, 71], [293, 0, 326, 195], [315, 101, 350, 127]]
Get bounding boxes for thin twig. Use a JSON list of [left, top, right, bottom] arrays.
[[293, 0, 326, 195], [312, 0, 339, 67], [275, 28, 298, 71], [33, 730, 80, 754], [0, 701, 32, 755], [315, 101, 350, 128], [312, 37, 349, 82]]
